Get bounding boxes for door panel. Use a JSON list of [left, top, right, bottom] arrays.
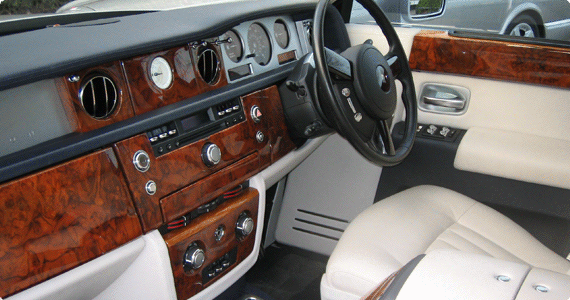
[[346, 24, 570, 255]]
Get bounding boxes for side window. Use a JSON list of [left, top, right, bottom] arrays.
[[350, 0, 570, 43]]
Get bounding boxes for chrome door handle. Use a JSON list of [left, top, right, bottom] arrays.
[[418, 83, 470, 115], [422, 96, 466, 109]]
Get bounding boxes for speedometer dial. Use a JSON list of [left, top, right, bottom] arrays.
[[222, 30, 243, 63], [247, 23, 272, 66], [274, 20, 289, 49]]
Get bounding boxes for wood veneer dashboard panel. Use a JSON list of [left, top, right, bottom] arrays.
[[57, 62, 135, 132], [123, 41, 228, 116], [409, 31, 570, 89], [0, 148, 142, 298], [163, 188, 259, 300], [113, 85, 293, 232]]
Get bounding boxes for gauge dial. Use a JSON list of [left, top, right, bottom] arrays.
[[222, 30, 243, 63], [248, 23, 272, 66], [150, 57, 173, 89], [274, 20, 289, 49]]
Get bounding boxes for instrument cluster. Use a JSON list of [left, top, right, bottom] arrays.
[[220, 16, 306, 82]]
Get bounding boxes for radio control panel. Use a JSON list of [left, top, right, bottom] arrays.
[[146, 98, 245, 156]]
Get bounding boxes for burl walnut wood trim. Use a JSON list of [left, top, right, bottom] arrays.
[[57, 62, 136, 132], [240, 85, 296, 168], [123, 46, 202, 115], [113, 119, 265, 232], [191, 42, 229, 93], [113, 85, 293, 232], [164, 188, 259, 300], [0, 148, 142, 298], [161, 154, 260, 223], [409, 31, 570, 89], [362, 271, 399, 300]]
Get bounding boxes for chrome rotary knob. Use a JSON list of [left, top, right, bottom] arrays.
[[236, 214, 254, 237], [202, 143, 221, 166], [133, 150, 150, 172], [184, 244, 205, 270]]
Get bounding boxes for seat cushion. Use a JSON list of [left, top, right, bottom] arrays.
[[321, 185, 570, 300]]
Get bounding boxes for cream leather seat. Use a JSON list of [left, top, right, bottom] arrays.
[[320, 185, 570, 300]]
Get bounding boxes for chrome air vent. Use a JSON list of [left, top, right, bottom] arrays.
[[197, 48, 220, 85], [79, 75, 118, 119]]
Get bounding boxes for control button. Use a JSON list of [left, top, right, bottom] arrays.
[[132, 150, 151, 172], [214, 225, 225, 242], [251, 105, 262, 123], [207, 270, 216, 278], [232, 105, 240, 111], [202, 143, 222, 166], [221, 260, 230, 268], [232, 117, 238, 124], [184, 244, 205, 270], [341, 87, 350, 97], [440, 127, 451, 137], [158, 147, 164, 153], [416, 125, 424, 133], [159, 133, 168, 139], [215, 266, 224, 273], [225, 121, 231, 127], [236, 214, 254, 237], [255, 131, 265, 143], [145, 180, 157, 195], [166, 144, 172, 150], [238, 114, 245, 121], [218, 111, 225, 116], [149, 136, 159, 143], [495, 275, 511, 282], [225, 108, 233, 114], [168, 129, 177, 136], [427, 125, 437, 135], [297, 88, 307, 97]]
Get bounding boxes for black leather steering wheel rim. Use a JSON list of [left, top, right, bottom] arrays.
[[312, 0, 417, 167]]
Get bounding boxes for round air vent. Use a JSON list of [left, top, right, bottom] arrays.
[[197, 48, 220, 85], [79, 75, 118, 119]]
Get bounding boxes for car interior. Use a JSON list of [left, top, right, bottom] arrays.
[[1, 0, 570, 299]]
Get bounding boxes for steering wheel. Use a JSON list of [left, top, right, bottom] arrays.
[[312, 0, 417, 166]]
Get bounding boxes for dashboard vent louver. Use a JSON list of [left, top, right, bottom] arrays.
[[79, 75, 118, 119], [197, 48, 220, 85]]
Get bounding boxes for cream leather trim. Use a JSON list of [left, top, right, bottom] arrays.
[[395, 250, 530, 300], [516, 268, 570, 300], [321, 186, 570, 300], [454, 127, 570, 189]]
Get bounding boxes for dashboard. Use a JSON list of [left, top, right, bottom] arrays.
[[0, 3, 320, 299]]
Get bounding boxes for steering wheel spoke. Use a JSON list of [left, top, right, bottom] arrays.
[[325, 47, 353, 80], [385, 53, 402, 79], [377, 119, 396, 155]]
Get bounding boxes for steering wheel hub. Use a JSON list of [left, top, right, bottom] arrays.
[[349, 44, 397, 120]]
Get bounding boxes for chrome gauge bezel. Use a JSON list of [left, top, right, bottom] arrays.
[[274, 19, 290, 49], [247, 22, 273, 66], [149, 56, 174, 90], [222, 29, 244, 63]]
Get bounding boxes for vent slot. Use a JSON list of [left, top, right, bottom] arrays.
[[197, 48, 220, 85], [79, 75, 118, 119]]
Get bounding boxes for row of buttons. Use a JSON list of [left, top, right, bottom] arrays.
[[217, 105, 241, 117], [224, 113, 245, 127], [148, 125, 177, 143], [202, 248, 237, 284], [421, 124, 457, 139]]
